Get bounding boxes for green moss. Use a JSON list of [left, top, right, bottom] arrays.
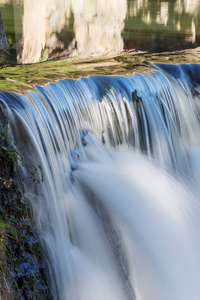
[[1, 47, 199, 93]]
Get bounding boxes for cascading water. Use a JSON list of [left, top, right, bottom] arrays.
[[1, 64, 200, 300]]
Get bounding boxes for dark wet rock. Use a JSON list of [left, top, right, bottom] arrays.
[[0, 112, 51, 299]]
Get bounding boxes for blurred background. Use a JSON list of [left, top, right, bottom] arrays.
[[1, 0, 200, 63]]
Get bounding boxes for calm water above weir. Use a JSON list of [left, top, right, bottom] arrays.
[[1, 0, 200, 63]]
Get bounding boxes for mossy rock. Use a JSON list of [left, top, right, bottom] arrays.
[[0, 110, 51, 299]]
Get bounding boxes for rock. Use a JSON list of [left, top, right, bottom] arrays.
[[0, 12, 8, 51]]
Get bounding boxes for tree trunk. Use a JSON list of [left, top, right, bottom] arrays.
[[0, 11, 8, 51]]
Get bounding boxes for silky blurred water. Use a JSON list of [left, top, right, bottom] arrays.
[[1, 64, 200, 299]]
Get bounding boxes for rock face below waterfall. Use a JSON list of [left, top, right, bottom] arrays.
[[0, 12, 8, 51], [0, 113, 51, 299]]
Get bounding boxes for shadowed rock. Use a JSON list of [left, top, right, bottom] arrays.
[[0, 11, 8, 51]]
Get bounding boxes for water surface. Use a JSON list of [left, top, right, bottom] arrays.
[[1, 0, 200, 63]]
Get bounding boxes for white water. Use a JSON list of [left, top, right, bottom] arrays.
[[1, 64, 200, 299]]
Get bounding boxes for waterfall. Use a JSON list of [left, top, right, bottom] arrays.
[[1, 64, 200, 300]]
